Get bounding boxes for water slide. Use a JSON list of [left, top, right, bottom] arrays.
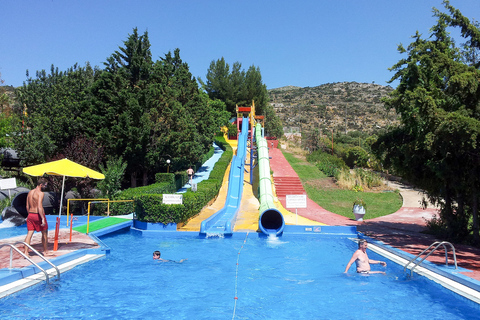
[[199, 117, 249, 235], [255, 123, 285, 235]]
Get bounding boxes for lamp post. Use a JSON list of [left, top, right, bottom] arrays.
[[166, 159, 171, 173]]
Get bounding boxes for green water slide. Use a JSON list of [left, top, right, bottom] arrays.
[[255, 123, 285, 235]]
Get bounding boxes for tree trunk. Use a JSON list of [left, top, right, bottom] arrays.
[[473, 189, 479, 245], [142, 170, 148, 186], [443, 186, 454, 238], [130, 171, 137, 188]]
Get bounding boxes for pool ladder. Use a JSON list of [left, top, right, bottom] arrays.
[[404, 241, 457, 277], [0, 241, 60, 285]]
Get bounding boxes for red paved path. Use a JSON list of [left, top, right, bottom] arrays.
[[269, 147, 480, 282]]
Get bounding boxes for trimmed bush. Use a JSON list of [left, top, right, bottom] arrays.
[[135, 194, 185, 223], [110, 182, 176, 216], [134, 134, 233, 224], [155, 173, 175, 184]]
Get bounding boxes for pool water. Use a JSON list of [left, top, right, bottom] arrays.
[[1, 230, 479, 319]]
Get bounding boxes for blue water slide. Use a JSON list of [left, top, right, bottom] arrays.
[[199, 118, 249, 235]]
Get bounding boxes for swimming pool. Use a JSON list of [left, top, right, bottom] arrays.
[[1, 229, 479, 319]]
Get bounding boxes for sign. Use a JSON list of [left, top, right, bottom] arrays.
[[162, 194, 183, 205], [0, 178, 17, 190], [286, 194, 307, 208]]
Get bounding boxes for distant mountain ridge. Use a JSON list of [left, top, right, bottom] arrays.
[[269, 81, 398, 134]]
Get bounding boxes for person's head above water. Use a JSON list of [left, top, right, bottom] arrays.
[[358, 239, 367, 249], [153, 251, 161, 260]]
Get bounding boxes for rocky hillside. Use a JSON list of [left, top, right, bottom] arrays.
[[269, 82, 399, 134], [0, 86, 16, 114]]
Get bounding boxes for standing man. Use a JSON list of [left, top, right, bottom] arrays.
[[344, 239, 386, 274], [24, 177, 49, 256], [186, 166, 194, 185]]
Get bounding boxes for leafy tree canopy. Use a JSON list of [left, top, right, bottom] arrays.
[[12, 28, 229, 188], [372, 1, 480, 242], [200, 57, 283, 138]]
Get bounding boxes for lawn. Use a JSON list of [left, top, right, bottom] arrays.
[[282, 151, 403, 220]]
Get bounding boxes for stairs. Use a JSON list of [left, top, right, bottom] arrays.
[[273, 176, 306, 197]]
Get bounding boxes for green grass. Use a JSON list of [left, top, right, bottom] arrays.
[[282, 152, 327, 181], [282, 150, 403, 220]]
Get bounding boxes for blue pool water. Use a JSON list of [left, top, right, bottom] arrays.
[[1, 229, 479, 319]]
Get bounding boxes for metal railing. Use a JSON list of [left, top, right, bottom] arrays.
[[404, 241, 457, 277], [86, 200, 134, 234], [0, 242, 60, 284]]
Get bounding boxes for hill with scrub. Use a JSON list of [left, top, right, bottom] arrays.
[[269, 82, 399, 134]]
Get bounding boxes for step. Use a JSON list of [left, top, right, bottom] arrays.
[[276, 189, 305, 194], [275, 184, 304, 188], [275, 185, 304, 190], [274, 177, 301, 182]]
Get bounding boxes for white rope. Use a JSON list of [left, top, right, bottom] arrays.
[[232, 232, 249, 320]]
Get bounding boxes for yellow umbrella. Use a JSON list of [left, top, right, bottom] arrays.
[[23, 158, 105, 217]]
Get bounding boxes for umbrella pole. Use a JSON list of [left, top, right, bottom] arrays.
[[59, 175, 65, 218], [54, 175, 65, 252]]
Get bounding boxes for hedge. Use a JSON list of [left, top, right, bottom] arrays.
[[107, 181, 176, 216], [131, 134, 233, 224]]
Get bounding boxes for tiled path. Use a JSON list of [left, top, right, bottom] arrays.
[[269, 147, 480, 282], [0, 230, 100, 269]]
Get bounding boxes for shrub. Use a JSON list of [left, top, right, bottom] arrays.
[[307, 151, 348, 177], [335, 168, 383, 191], [134, 134, 233, 224], [109, 182, 176, 216], [344, 146, 369, 168], [97, 157, 127, 198]]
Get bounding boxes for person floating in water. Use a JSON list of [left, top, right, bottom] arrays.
[[24, 177, 50, 256], [153, 251, 187, 263], [344, 239, 386, 274]]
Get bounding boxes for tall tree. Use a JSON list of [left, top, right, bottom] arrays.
[[87, 28, 153, 187], [372, 1, 480, 242], [147, 49, 229, 171], [201, 58, 283, 137], [14, 63, 97, 165], [201, 58, 268, 116]]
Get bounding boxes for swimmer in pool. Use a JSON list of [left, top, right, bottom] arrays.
[[153, 251, 187, 263], [344, 239, 386, 274]]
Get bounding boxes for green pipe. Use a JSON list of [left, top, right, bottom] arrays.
[[255, 123, 284, 235]]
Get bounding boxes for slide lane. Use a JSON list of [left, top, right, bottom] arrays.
[[255, 124, 285, 236], [199, 118, 249, 235]]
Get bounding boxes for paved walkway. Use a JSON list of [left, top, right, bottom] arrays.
[[269, 146, 480, 282], [177, 142, 224, 193], [0, 230, 100, 269]]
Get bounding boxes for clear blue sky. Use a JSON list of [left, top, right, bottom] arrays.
[[1, 0, 479, 89]]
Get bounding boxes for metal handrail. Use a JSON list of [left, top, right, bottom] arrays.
[[14, 241, 60, 281], [0, 243, 50, 284], [404, 241, 457, 277]]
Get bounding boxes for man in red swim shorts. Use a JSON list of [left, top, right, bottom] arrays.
[[24, 177, 49, 256]]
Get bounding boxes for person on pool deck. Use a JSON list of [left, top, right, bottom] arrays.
[[153, 251, 187, 263], [344, 239, 386, 274], [24, 177, 49, 256], [186, 167, 194, 185]]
